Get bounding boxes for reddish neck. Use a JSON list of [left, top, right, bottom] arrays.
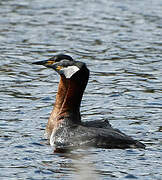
[[45, 65, 89, 138], [58, 65, 89, 123], [53, 76, 68, 116], [45, 75, 68, 138]]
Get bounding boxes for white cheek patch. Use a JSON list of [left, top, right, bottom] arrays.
[[61, 66, 80, 78]]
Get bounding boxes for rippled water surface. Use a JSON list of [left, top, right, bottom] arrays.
[[0, 0, 162, 179]]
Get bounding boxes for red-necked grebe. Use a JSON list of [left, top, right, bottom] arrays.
[[33, 54, 145, 150]]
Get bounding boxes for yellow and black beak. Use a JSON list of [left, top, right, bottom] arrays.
[[33, 55, 83, 79], [33, 54, 74, 67], [32, 59, 55, 66]]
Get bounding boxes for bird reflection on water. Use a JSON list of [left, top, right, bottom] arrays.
[[33, 54, 145, 151]]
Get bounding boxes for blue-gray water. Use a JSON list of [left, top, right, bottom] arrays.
[[0, 0, 162, 179]]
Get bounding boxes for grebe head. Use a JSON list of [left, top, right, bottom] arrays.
[[33, 54, 86, 79], [32, 54, 73, 66]]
